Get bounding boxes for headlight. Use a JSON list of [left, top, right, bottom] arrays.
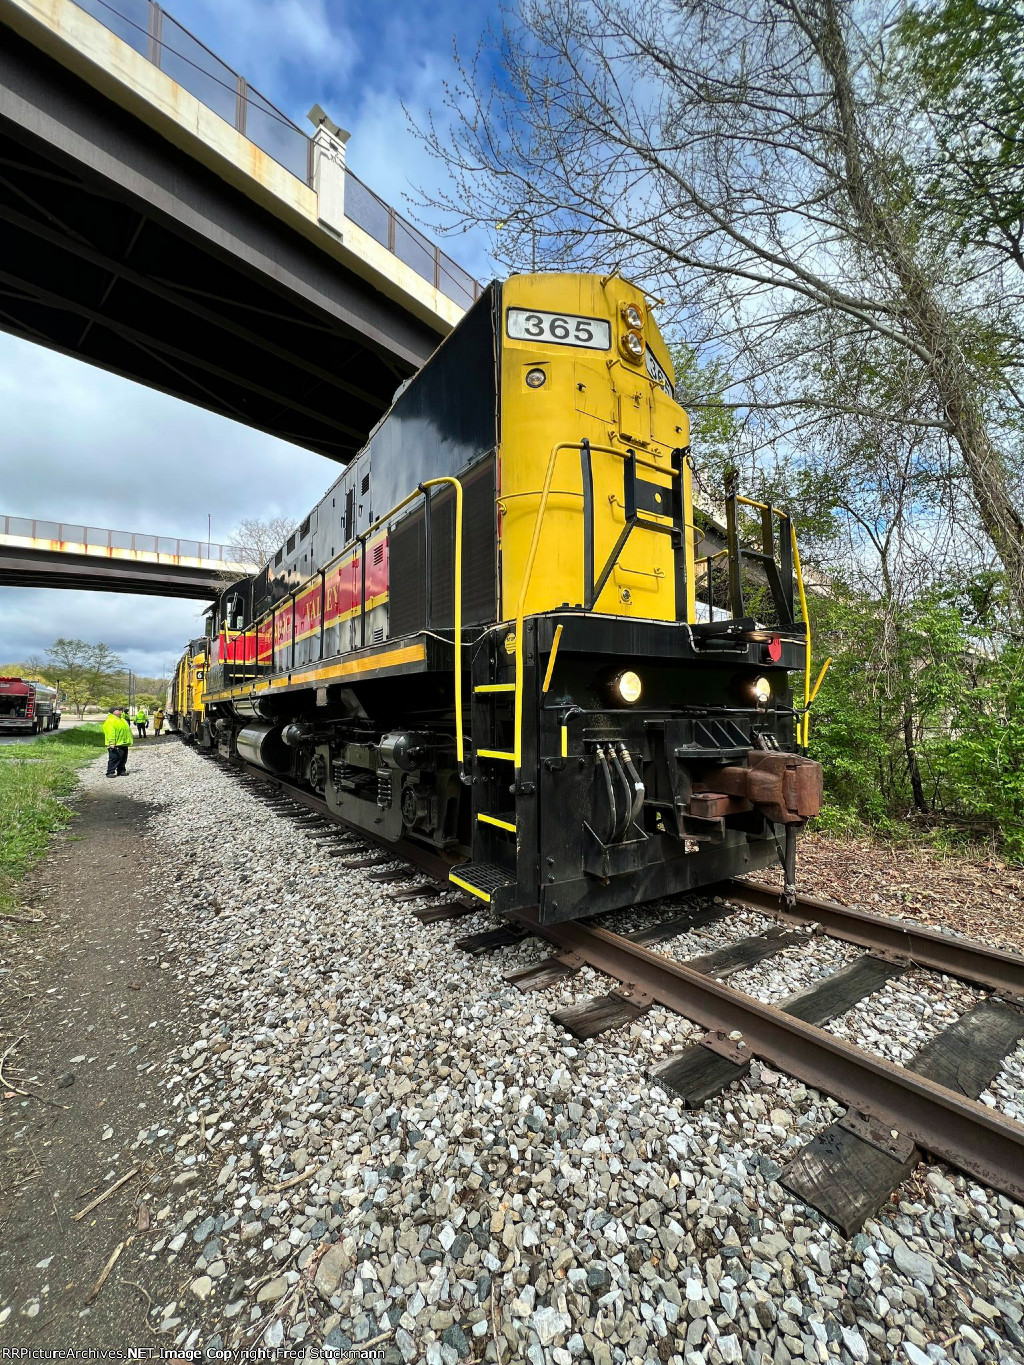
[[612, 669, 643, 704], [624, 303, 644, 329], [525, 367, 546, 389], [752, 675, 771, 706], [622, 330, 645, 360]]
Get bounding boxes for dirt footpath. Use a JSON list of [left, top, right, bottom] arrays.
[[0, 742, 185, 1347]]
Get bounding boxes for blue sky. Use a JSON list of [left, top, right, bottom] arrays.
[[162, 0, 497, 276], [0, 0, 498, 676]]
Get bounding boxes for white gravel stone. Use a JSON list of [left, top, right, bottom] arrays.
[[106, 743, 1024, 1361]]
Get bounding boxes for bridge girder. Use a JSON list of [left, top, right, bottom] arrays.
[[0, 547, 224, 599], [0, 26, 443, 463]]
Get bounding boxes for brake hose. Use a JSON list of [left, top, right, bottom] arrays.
[[596, 745, 617, 845], [618, 743, 646, 827], [609, 746, 633, 843]]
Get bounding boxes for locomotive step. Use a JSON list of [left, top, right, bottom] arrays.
[[448, 861, 516, 904], [477, 812, 517, 833]]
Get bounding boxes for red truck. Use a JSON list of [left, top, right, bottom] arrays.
[[0, 677, 61, 734]]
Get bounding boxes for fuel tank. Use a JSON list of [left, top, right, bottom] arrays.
[[236, 723, 291, 774]]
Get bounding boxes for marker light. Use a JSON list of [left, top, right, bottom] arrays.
[[624, 304, 644, 329], [613, 670, 643, 704], [525, 368, 547, 388], [753, 675, 771, 706], [622, 330, 645, 360]]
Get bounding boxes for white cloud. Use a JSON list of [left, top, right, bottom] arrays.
[[0, 588, 205, 679], [0, 336, 334, 539], [1, 335, 336, 669], [0, 0, 499, 674], [167, 0, 360, 99]]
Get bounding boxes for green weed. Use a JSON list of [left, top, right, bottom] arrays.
[[0, 724, 105, 916]]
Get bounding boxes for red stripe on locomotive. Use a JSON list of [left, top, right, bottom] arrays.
[[325, 555, 361, 625], [223, 632, 257, 663], [274, 603, 294, 648], [295, 583, 323, 638], [366, 537, 389, 602]]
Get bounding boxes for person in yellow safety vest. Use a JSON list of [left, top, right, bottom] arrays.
[[153, 707, 165, 736], [103, 706, 134, 777], [134, 706, 149, 739]]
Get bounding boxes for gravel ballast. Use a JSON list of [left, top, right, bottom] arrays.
[[53, 744, 1024, 1360]]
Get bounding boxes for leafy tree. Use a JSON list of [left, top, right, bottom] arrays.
[[900, 0, 1024, 275], [419, 0, 1024, 615], [43, 638, 125, 717], [934, 646, 1024, 859], [0, 658, 50, 684], [808, 578, 1024, 859]]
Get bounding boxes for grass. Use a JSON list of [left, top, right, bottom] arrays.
[[0, 724, 106, 916]]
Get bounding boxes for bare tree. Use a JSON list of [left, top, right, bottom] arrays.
[[226, 517, 297, 572], [417, 0, 1024, 615]]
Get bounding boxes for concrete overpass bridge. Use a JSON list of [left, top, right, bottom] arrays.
[[0, 0, 479, 463], [0, 513, 254, 597]]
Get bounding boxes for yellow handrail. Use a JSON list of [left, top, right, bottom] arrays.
[[788, 525, 833, 747], [737, 493, 789, 520], [808, 658, 832, 709], [229, 478, 466, 773], [790, 524, 812, 746]]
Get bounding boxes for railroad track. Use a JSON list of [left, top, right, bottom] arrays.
[[227, 756, 1024, 1237]]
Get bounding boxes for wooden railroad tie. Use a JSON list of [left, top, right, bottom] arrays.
[[412, 900, 479, 925], [391, 883, 449, 903], [552, 991, 652, 1040], [623, 903, 732, 946], [506, 955, 583, 993], [781, 997, 1024, 1235], [454, 925, 530, 955], [653, 953, 905, 1107]]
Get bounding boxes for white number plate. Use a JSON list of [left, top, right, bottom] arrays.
[[645, 347, 675, 397], [506, 307, 611, 350]]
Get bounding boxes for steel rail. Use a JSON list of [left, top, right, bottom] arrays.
[[204, 753, 1024, 1197], [229, 758, 457, 885], [513, 910, 1024, 1204], [720, 878, 1024, 999]]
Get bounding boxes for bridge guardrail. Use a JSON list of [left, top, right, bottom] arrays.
[[72, 0, 481, 310], [1, 514, 235, 564]]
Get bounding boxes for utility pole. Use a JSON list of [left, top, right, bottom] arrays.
[[207, 513, 212, 558]]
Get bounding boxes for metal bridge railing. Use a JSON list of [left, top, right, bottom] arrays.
[[71, 0, 481, 310], [0, 514, 236, 564]]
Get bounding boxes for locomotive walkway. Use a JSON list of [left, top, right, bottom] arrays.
[[0, 0, 478, 463], [0, 512, 254, 597]]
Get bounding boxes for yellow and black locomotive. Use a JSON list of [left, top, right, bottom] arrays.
[[171, 273, 823, 921]]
